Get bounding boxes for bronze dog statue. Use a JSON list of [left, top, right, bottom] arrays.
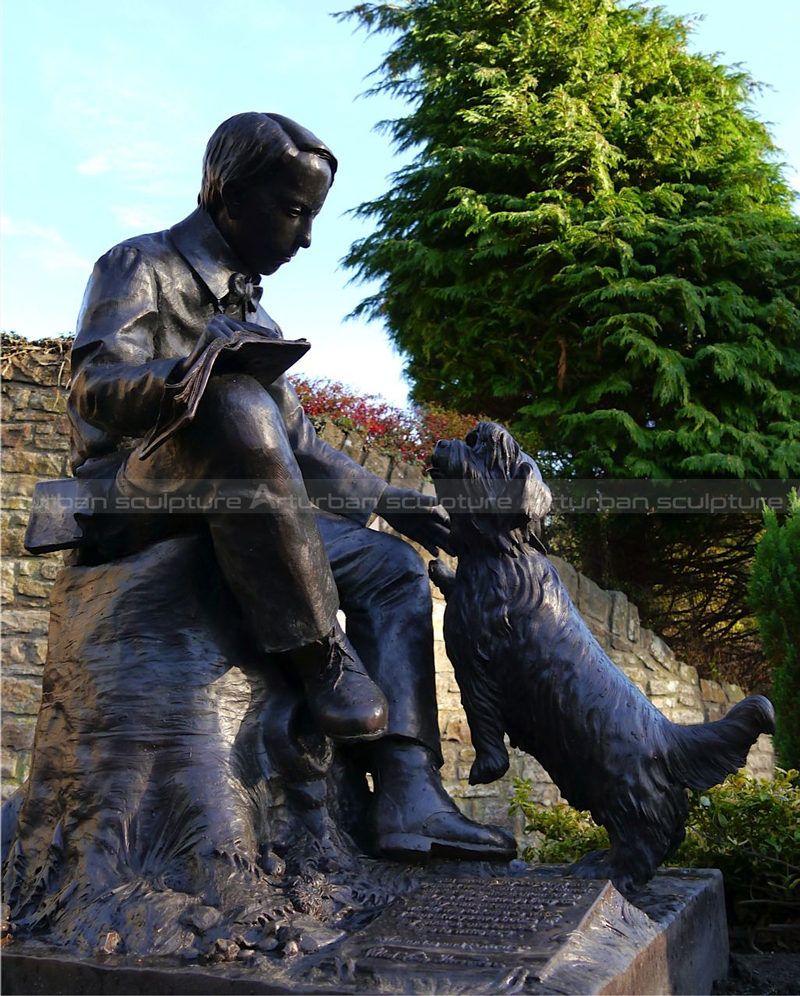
[[428, 421, 774, 892]]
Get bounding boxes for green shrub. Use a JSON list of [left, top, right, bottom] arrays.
[[511, 771, 800, 943], [748, 491, 800, 769]]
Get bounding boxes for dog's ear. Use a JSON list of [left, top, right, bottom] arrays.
[[508, 461, 552, 521]]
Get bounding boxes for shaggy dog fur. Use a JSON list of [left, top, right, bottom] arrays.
[[428, 422, 774, 892]]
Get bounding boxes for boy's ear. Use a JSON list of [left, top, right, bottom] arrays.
[[221, 181, 245, 220]]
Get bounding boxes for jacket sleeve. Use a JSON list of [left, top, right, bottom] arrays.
[[268, 376, 388, 525], [70, 245, 181, 438]]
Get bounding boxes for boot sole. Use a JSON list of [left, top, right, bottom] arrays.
[[327, 724, 388, 744], [376, 832, 516, 864]]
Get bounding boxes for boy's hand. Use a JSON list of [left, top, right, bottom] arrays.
[[376, 485, 454, 557], [173, 314, 279, 380]]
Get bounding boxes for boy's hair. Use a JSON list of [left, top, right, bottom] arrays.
[[199, 112, 337, 211]]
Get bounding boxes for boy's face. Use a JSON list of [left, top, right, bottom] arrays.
[[224, 152, 332, 276]]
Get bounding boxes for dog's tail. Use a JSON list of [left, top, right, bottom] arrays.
[[667, 694, 775, 790]]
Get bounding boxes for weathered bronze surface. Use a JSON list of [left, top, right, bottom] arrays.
[[429, 421, 775, 893], [334, 876, 603, 977], [3, 868, 731, 995], [3, 113, 515, 963]]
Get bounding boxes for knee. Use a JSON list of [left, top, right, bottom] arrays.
[[191, 374, 288, 465], [198, 374, 279, 427]]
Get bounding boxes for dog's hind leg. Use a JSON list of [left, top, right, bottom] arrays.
[[570, 821, 673, 895]]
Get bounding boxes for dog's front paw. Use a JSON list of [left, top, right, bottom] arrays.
[[429, 559, 456, 597], [469, 747, 509, 785]]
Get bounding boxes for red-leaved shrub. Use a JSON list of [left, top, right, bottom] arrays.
[[290, 376, 481, 467]]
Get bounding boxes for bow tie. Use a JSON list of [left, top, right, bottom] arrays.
[[223, 272, 263, 317]]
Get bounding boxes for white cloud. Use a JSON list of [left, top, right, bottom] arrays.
[[1, 215, 92, 273], [1, 216, 63, 242], [110, 206, 164, 231], [77, 154, 112, 176]]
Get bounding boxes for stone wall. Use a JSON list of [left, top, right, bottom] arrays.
[[1, 342, 773, 834]]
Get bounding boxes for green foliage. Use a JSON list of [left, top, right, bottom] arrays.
[[342, 0, 800, 481], [749, 491, 800, 768], [511, 771, 800, 941]]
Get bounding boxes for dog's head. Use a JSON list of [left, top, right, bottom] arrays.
[[429, 421, 551, 555]]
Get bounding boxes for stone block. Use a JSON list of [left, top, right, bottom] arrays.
[[627, 602, 640, 644], [618, 664, 648, 692], [549, 556, 578, 603], [1, 447, 64, 477], [678, 686, 703, 708], [700, 679, 726, 705], [388, 461, 423, 492], [1, 560, 15, 604], [1, 473, 38, 500], [679, 662, 699, 685], [1, 717, 37, 751], [317, 421, 346, 449], [40, 559, 63, 580], [361, 449, 391, 479], [3, 384, 31, 411], [648, 678, 680, 697], [669, 707, 706, 725], [1, 676, 42, 715], [1, 634, 48, 670], [650, 634, 675, 666], [610, 633, 636, 653], [609, 590, 628, 637], [0, 749, 17, 780], [724, 683, 745, 705], [28, 386, 67, 412], [650, 695, 677, 712], [340, 431, 364, 465], [443, 716, 471, 743], [705, 703, 725, 722], [34, 427, 70, 451], [1, 608, 50, 635], [16, 577, 50, 599], [2, 423, 35, 447], [577, 574, 611, 625]]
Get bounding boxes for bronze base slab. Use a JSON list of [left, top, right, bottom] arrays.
[[2, 866, 729, 996]]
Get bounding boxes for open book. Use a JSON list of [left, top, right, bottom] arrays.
[[140, 324, 309, 458]]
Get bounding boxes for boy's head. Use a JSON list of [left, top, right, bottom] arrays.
[[200, 112, 337, 276]]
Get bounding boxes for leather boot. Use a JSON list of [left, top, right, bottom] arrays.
[[291, 626, 388, 743], [370, 739, 517, 862]]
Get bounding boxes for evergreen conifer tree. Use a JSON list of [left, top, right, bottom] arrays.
[[343, 0, 800, 481], [342, 0, 800, 682]]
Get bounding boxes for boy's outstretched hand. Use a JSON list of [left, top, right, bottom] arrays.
[[375, 485, 454, 558]]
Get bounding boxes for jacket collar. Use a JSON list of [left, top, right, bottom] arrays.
[[169, 207, 258, 305]]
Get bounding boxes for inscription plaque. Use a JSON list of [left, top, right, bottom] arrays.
[[334, 876, 610, 989]]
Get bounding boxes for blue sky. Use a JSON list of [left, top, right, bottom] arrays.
[[2, 0, 798, 407]]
